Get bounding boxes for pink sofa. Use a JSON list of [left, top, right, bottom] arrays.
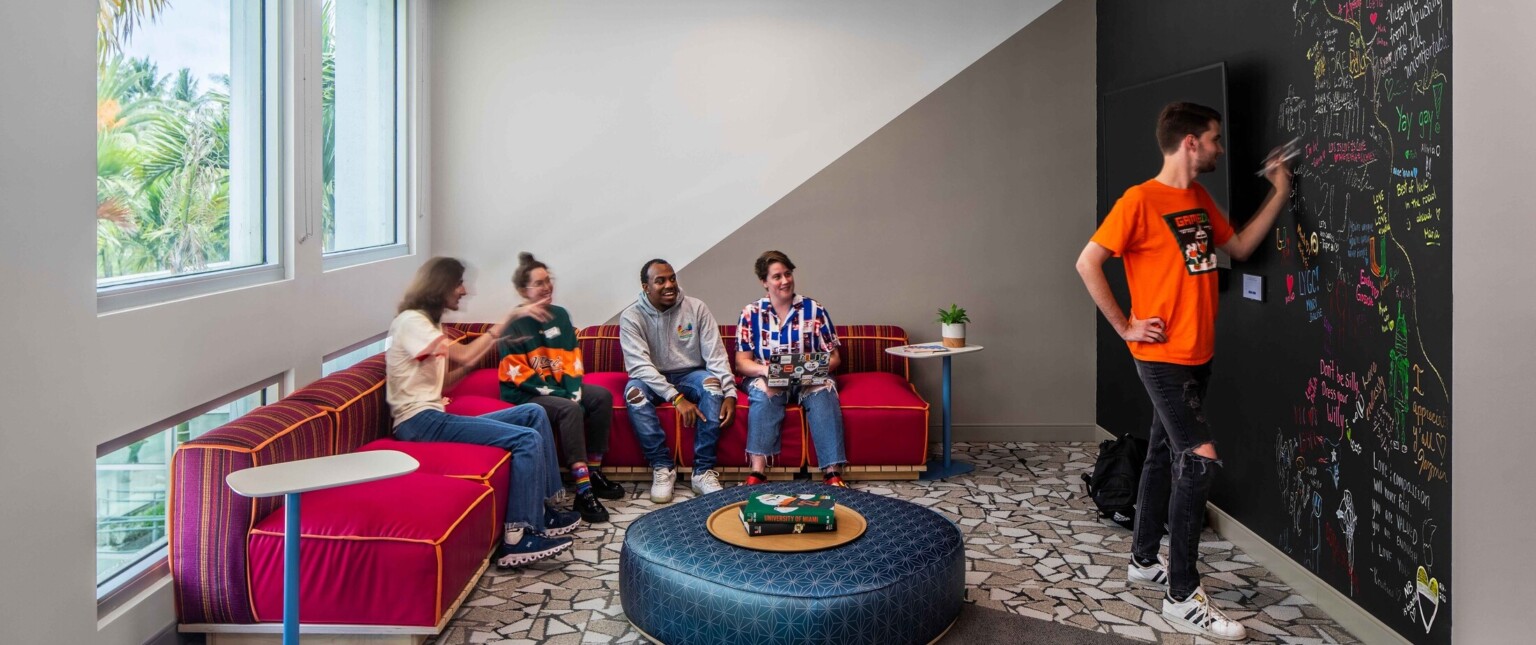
[[445, 323, 932, 479], [171, 323, 507, 640]]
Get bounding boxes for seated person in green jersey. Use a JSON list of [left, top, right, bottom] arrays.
[[497, 253, 624, 523]]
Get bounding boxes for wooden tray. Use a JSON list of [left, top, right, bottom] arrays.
[[706, 501, 867, 552]]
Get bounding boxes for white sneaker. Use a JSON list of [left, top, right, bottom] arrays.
[[1128, 554, 1169, 587], [650, 466, 676, 503], [1162, 586, 1247, 641], [690, 469, 724, 496]]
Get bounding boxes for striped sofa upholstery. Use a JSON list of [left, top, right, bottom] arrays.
[[578, 324, 911, 378], [287, 354, 390, 454], [170, 400, 334, 624], [170, 323, 507, 630]]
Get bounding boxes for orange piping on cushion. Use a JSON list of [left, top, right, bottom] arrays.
[[167, 448, 181, 618], [435, 544, 444, 622], [432, 488, 493, 545], [463, 452, 511, 481], [919, 407, 931, 465], [249, 529, 439, 546], [248, 448, 267, 620], [839, 405, 931, 410], [249, 410, 332, 453], [181, 443, 257, 455], [312, 378, 385, 412], [836, 335, 909, 342]]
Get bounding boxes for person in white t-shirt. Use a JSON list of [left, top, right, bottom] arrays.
[[387, 256, 580, 568]]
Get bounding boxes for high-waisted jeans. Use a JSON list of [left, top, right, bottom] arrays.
[[394, 404, 562, 530], [1130, 359, 1221, 600]]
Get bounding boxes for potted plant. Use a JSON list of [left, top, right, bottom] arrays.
[[936, 304, 969, 348]]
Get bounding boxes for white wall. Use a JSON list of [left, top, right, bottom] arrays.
[[431, 0, 1062, 326], [1452, 1, 1536, 641], [0, 2, 434, 643]]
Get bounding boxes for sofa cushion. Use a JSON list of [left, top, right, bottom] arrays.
[[680, 395, 804, 468], [248, 472, 495, 627], [443, 323, 502, 371], [288, 355, 389, 455], [585, 371, 676, 468], [170, 400, 333, 624], [808, 372, 929, 467], [444, 367, 501, 400], [440, 393, 512, 417], [357, 437, 511, 541]]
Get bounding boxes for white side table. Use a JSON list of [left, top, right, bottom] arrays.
[[225, 450, 419, 645], [885, 343, 985, 480]]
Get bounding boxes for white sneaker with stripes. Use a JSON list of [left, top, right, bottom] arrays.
[[1162, 586, 1247, 641], [1127, 554, 1169, 587]]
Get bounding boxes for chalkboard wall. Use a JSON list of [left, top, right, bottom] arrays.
[[1095, 2, 1451, 643]]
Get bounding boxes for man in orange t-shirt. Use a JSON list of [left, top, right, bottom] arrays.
[[1076, 102, 1291, 642]]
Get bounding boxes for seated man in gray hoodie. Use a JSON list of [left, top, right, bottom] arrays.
[[620, 259, 738, 502]]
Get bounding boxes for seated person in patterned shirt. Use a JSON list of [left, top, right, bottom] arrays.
[[498, 253, 625, 525], [732, 250, 848, 487]]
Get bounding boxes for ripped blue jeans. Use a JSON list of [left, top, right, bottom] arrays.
[[1131, 359, 1220, 600]]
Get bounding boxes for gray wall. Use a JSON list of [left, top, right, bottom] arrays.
[[678, 0, 1098, 441], [1451, 1, 1536, 642]]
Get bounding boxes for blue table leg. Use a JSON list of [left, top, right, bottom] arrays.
[[921, 355, 974, 480], [284, 492, 301, 645]]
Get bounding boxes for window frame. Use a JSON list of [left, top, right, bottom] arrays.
[[95, 376, 284, 616], [96, 0, 287, 314], [321, 331, 389, 375], [322, 0, 412, 271]]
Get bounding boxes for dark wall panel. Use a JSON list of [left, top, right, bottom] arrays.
[[1096, 2, 1451, 642]]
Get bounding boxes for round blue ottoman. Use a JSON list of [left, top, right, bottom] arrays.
[[620, 482, 964, 644]]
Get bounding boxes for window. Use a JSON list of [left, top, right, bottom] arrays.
[[322, 0, 407, 261], [96, 381, 279, 604], [96, 0, 281, 309], [322, 334, 390, 375]]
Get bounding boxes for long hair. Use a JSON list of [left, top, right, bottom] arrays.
[[512, 252, 548, 291], [398, 257, 465, 325]]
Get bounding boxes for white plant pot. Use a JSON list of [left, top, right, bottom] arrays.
[[941, 323, 966, 348]]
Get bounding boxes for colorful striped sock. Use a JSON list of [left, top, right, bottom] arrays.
[[586, 454, 604, 469], [572, 464, 591, 496]]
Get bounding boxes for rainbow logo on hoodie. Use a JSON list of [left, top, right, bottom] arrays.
[[676, 322, 695, 343]]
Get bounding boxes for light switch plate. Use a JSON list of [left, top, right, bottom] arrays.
[[1242, 274, 1264, 301]]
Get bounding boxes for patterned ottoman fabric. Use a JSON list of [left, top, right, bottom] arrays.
[[620, 482, 964, 645]]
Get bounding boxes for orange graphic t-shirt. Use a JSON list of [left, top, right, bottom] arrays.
[[1091, 179, 1234, 365]]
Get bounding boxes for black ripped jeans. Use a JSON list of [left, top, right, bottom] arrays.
[[1131, 359, 1221, 600]]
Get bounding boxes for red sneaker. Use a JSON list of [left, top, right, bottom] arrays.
[[823, 473, 849, 488], [742, 472, 768, 486]]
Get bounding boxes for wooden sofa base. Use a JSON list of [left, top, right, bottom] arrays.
[[203, 634, 426, 645], [597, 465, 924, 481], [183, 557, 488, 645]]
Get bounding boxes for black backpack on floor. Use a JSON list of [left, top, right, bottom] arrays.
[[1082, 435, 1147, 530]]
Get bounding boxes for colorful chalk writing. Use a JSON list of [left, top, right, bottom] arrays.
[[1269, 0, 1451, 640]]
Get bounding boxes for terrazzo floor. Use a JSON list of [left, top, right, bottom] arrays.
[[425, 442, 1359, 645]]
